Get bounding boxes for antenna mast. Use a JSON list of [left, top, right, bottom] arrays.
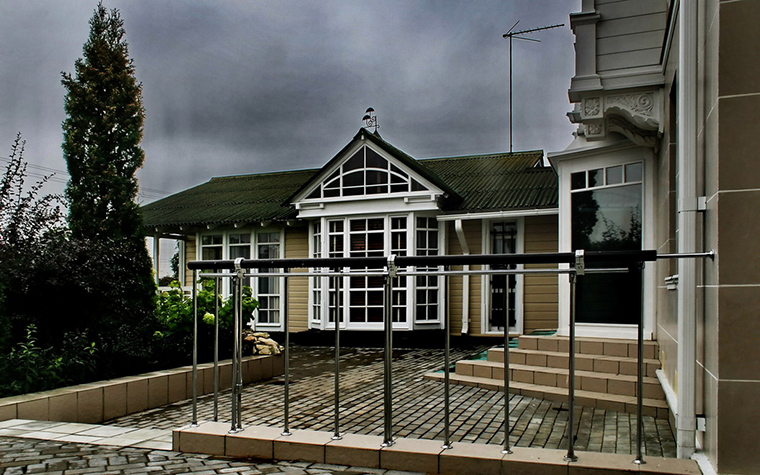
[[503, 22, 564, 153]]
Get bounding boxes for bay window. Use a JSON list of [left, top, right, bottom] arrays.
[[310, 214, 441, 329]]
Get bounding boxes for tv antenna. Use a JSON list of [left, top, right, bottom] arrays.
[[503, 21, 564, 152]]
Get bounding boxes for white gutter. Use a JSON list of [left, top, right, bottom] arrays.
[[454, 219, 470, 335], [676, 0, 698, 459], [438, 208, 558, 222]]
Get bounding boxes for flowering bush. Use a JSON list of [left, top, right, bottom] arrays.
[[155, 279, 259, 336]]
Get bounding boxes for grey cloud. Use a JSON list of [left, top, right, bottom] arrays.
[[1, 0, 579, 198]]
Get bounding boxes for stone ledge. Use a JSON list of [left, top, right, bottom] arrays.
[[173, 421, 701, 475], [0, 354, 283, 424]]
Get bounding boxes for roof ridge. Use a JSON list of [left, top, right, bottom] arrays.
[[419, 150, 544, 162], [211, 168, 319, 180]]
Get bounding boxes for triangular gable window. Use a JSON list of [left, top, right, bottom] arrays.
[[305, 146, 429, 200]]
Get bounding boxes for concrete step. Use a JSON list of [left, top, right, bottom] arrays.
[[455, 360, 664, 400], [518, 335, 659, 359], [486, 347, 661, 378], [423, 372, 670, 419]]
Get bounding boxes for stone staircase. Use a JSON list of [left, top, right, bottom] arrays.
[[425, 335, 669, 419]]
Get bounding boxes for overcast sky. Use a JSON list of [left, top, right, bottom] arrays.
[[0, 0, 579, 205]]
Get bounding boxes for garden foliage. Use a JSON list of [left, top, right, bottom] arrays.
[[153, 280, 260, 366]]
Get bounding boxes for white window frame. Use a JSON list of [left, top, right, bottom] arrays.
[[254, 231, 283, 329], [480, 218, 525, 335], [308, 213, 445, 331], [555, 145, 655, 340], [413, 216, 443, 325], [196, 228, 286, 331]]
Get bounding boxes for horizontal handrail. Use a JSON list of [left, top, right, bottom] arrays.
[[195, 267, 631, 279], [188, 250, 658, 271]]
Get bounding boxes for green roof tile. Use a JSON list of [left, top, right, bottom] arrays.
[[420, 150, 558, 212], [142, 169, 315, 230]]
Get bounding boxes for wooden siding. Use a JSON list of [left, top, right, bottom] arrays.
[[285, 226, 310, 332], [595, 0, 668, 73], [445, 220, 482, 335], [184, 236, 197, 286], [523, 215, 559, 332]]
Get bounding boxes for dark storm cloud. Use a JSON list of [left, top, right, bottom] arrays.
[[0, 1, 578, 200]]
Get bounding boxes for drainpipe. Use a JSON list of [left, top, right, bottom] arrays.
[[676, 0, 698, 459], [454, 219, 470, 335], [153, 234, 161, 285], [179, 240, 187, 286]]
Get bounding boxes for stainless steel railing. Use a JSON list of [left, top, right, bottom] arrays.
[[187, 249, 713, 464]]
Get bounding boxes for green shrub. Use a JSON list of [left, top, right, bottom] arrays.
[[151, 279, 259, 365], [0, 324, 97, 397]]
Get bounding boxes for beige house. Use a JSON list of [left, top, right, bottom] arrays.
[[548, 0, 760, 473], [143, 129, 559, 338], [144, 0, 760, 471]]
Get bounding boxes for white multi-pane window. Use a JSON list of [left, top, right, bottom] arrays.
[[197, 230, 283, 328], [201, 235, 223, 260], [327, 221, 344, 324], [229, 233, 251, 287], [311, 222, 322, 323], [348, 218, 385, 323], [256, 232, 281, 325], [415, 217, 440, 322], [570, 161, 643, 326], [390, 216, 408, 323], [304, 146, 429, 199], [310, 215, 440, 329]]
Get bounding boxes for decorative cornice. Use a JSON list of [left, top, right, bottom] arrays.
[[573, 89, 663, 148]]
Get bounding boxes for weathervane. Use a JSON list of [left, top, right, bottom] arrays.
[[503, 21, 564, 153], [362, 107, 379, 133]]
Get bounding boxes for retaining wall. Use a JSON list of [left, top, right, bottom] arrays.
[[0, 354, 283, 424]]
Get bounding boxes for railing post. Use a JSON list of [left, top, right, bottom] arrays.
[[236, 261, 244, 431], [191, 269, 198, 427], [229, 258, 244, 433], [213, 276, 220, 422], [282, 269, 291, 436], [382, 255, 396, 446], [442, 268, 452, 450], [333, 270, 342, 440], [634, 261, 647, 465], [503, 272, 513, 455], [565, 250, 583, 462]]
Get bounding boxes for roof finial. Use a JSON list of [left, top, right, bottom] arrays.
[[362, 107, 379, 133]]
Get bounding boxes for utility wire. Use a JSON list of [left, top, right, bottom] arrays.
[[0, 155, 172, 197]]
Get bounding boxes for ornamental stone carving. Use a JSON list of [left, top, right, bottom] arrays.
[[585, 121, 604, 137], [571, 89, 662, 147], [583, 97, 601, 118], [607, 115, 658, 148], [605, 93, 659, 130]]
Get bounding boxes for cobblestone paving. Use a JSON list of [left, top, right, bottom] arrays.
[[0, 436, 424, 475], [109, 346, 676, 458]]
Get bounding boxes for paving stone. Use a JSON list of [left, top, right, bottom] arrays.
[[2, 346, 678, 473]]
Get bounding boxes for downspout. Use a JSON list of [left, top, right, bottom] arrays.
[[454, 219, 470, 335], [179, 240, 187, 286], [153, 234, 161, 285], [676, 0, 697, 459]]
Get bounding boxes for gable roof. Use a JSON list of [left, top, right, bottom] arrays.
[[287, 128, 460, 203], [142, 138, 557, 232]]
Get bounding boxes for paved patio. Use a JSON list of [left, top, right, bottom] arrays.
[[109, 345, 676, 457], [0, 432, 424, 474]]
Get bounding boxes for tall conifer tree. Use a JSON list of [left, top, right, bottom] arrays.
[[61, 2, 144, 240], [61, 4, 156, 370]]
